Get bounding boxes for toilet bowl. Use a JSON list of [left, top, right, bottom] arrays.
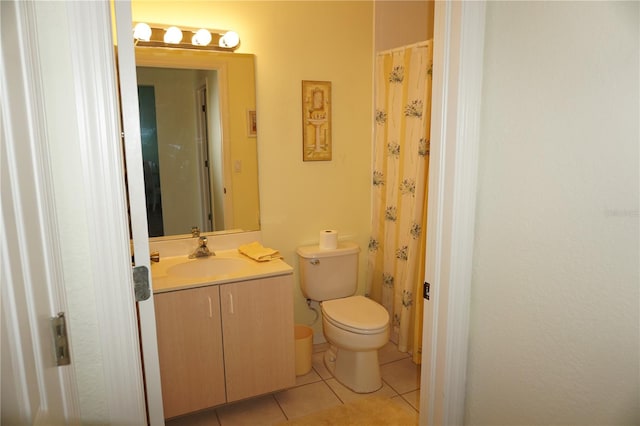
[[297, 242, 390, 393], [321, 295, 389, 393]]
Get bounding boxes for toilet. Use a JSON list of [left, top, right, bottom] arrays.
[[297, 241, 389, 393]]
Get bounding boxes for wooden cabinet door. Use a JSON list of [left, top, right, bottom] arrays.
[[220, 275, 296, 402], [154, 286, 226, 419]]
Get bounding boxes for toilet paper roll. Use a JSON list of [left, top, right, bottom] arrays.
[[319, 229, 338, 250]]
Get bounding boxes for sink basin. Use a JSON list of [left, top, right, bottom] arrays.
[[166, 257, 248, 279]]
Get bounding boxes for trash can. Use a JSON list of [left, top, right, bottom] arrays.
[[294, 324, 313, 376]]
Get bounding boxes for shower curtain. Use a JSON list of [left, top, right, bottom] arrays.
[[366, 41, 433, 364]]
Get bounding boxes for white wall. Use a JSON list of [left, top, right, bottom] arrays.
[[466, 2, 639, 424]]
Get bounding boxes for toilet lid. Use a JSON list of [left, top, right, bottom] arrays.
[[322, 295, 389, 334]]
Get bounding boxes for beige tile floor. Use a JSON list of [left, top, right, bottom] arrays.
[[166, 342, 421, 426]]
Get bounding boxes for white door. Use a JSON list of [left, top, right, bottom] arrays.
[[0, 0, 80, 423], [113, 2, 165, 425], [197, 86, 214, 231]]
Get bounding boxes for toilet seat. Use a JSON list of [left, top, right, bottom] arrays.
[[322, 295, 389, 335]]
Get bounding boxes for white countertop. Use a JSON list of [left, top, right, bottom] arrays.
[[151, 249, 293, 294]]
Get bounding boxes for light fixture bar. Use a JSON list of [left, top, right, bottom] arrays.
[[133, 22, 240, 52]]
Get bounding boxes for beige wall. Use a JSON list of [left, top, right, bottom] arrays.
[[467, 2, 639, 424], [132, 1, 375, 336], [374, 0, 433, 52], [221, 54, 259, 231]]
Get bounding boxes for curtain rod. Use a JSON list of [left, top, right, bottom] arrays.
[[376, 39, 431, 56]]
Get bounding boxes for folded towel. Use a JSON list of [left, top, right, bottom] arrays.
[[238, 241, 282, 262]]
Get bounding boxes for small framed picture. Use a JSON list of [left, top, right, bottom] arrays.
[[302, 80, 331, 161], [247, 110, 257, 137]]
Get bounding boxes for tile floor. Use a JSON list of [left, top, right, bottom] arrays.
[[166, 342, 421, 426]]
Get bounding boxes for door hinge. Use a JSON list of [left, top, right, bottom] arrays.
[[423, 281, 430, 300], [51, 312, 71, 366], [133, 265, 151, 302]]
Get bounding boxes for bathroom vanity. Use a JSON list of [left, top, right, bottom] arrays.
[[151, 250, 295, 419]]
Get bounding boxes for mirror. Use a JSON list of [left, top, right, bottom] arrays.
[[135, 47, 260, 238]]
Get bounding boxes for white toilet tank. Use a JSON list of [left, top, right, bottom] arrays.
[[296, 241, 359, 301]]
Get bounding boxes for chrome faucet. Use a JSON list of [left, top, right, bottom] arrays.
[[189, 236, 214, 259], [191, 226, 200, 238]]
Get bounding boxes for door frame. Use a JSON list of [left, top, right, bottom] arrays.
[[63, 1, 152, 424], [113, 2, 165, 425], [51, 0, 488, 423], [419, 1, 486, 425]]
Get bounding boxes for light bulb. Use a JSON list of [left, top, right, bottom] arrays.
[[164, 26, 183, 44], [133, 22, 152, 42], [219, 31, 240, 48], [192, 29, 212, 46]]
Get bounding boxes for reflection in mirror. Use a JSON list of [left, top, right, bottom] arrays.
[[135, 48, 260, 238]]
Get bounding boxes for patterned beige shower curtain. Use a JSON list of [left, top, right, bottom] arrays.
[[366, 41, 432, 364]]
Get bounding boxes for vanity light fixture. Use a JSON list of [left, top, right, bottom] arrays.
[[218, 31, 240, 49], [163, 26, 183, 44], [133, 22, 152, 42], [192, 29, 212, 46], [132, 22, 241, 52]]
